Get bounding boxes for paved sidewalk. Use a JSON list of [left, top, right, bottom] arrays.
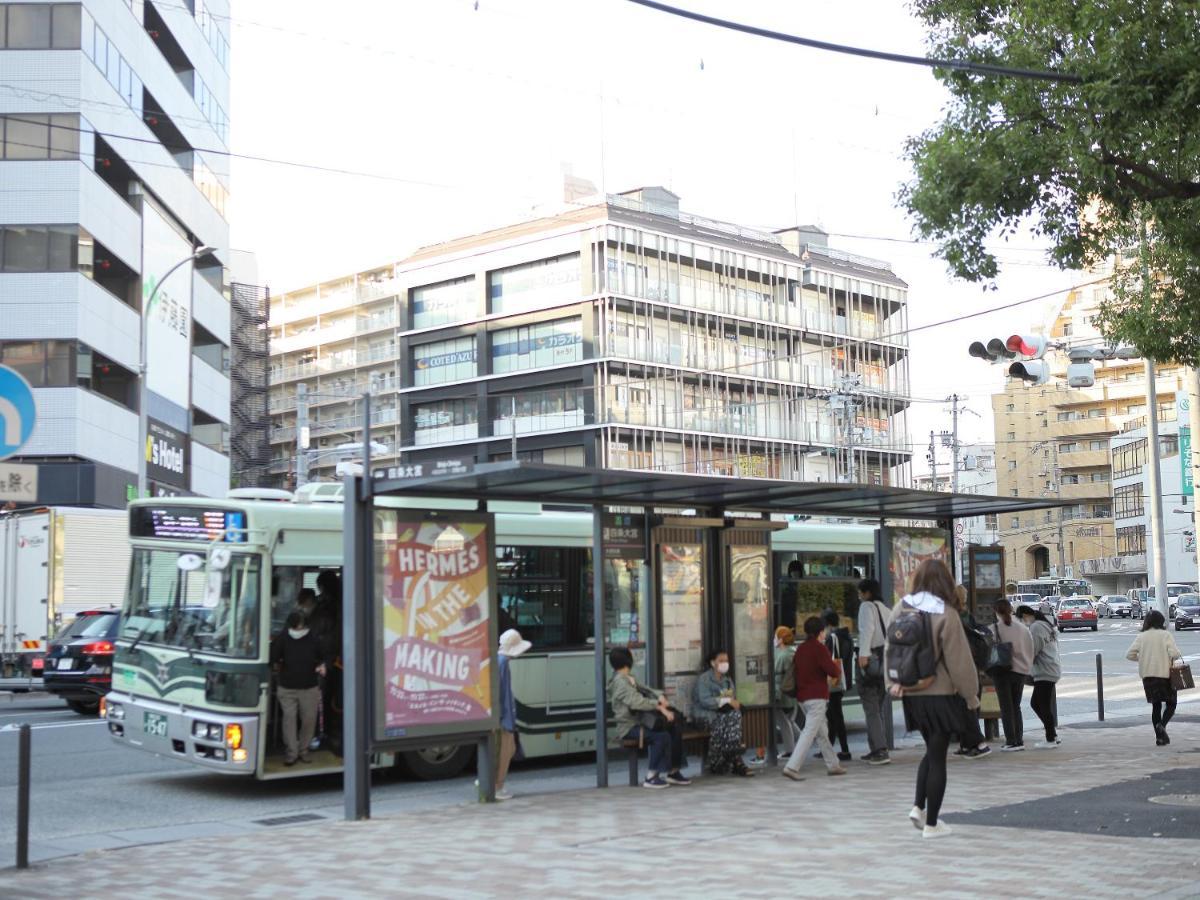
[[6, 716, 1200, 900]]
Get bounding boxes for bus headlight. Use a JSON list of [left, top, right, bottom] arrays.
[[225, 723, 243, 750], [192, 721, 223, 741]]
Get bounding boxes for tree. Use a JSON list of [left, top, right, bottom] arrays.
[[899, 1, 1200, 365]]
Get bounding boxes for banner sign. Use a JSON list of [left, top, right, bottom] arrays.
[[1182, 426, 1193, 497], [375, 511, 497, 741], [877, 526, 951, 607], [146, 418, 188, 488]]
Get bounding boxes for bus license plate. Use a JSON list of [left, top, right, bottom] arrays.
[[143, 712, 168, 738]]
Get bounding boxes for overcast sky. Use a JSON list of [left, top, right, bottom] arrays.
[[227, 0, 1081, 453]]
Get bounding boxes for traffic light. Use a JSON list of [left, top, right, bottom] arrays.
[[1005, 334, 1050, 385], [968, 337, 1018, 363], [1067, 348, 1098, 388]]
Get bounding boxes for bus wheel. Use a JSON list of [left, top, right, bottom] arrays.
[[401, 744, 475, 780]]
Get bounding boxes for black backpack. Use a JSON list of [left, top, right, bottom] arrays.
[[964, 622, 993, 671], [886, 608, 941, 690]]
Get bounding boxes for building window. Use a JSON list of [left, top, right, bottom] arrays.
[[1116, 525, 1146, 556], [1087, 407, 1106, 418], [1113, 439, 1147, 478], [0, 339, 77, 387], [1007, 460, 1017, 471], [1089, 440, 1106, 451], [1092, 503, 1111, 518], [4, 4, 81, 49], [1060, 442, 1078, 453], [412, 398, 478, 445], [1007, 431, 1015, 441], [491, 317, 583, 374], [1010, 516, 1020, 529], [1061, 474, 1079, 484], [1010, 488, 1019, 497], [0, 113, 80, 159], [985, 514, 998, 531], [81, 14, 143, 116], [1005, 403, 1015, 412], [1114, 484, 1145, 519], [491, 385, 581, 426], [411, 276, 476, 329], [193, 156, 228, 219], [412, 337, 476, 386], [0, 225, 79, 272], [1160, 434, 1179, 458], [489, 253, 581, 315]]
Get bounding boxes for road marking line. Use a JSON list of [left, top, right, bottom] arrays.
[[0, 720, 105, 733]]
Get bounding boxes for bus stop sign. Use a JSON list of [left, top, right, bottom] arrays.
[[0, 364, 36, 461]]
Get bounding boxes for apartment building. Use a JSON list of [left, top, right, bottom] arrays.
[[992, 283, 1191, 592], [0, 1, 234, 505], [267, 188, 913, 488]]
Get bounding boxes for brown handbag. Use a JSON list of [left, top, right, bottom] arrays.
[[1170, 664, 1195, 691]]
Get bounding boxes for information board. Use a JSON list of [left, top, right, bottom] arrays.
[[660, 543, 704, 676], [730, 545, 771, 705], [877, 526, 951, 606], [130, 506, 246, 542], [374, 510, 497, 742]]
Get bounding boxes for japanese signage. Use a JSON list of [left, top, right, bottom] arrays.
[[660, 543, 704, 677], [1182, 426, 1193, 497], [374, 457, 474, 482], [0, 462, 37, 501], [376, 511, 496, 741], [146, 419, 188, 488], [141, 202, 193, 412], [602, 512, 644, 560], [130, 506, 246, 542]]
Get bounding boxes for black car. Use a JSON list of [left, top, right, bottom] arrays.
[[41, 609, 119, 715], [1173, 595, 1200, 632]]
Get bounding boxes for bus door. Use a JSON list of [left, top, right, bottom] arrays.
[[653, 524, 709, 703]]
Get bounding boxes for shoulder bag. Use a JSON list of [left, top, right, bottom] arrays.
[[862, 602, 886, 684], [986, 623, 1014, 676], [1170, 662, 1195, 691], [781, 653, 796, 695]]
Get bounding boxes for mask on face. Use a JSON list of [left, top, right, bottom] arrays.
[[716, 661, 730, 675], [773, 638, 782, 649], [288, 628, 309, 640]]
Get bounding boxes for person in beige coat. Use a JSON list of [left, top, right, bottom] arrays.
[[1126, 611, 1185, 745], [887, 559, 980, 839]]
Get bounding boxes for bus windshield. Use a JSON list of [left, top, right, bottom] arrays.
[[122, 548, 262, 659]]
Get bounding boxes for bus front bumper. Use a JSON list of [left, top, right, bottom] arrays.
[[105, 691, 259, 774]]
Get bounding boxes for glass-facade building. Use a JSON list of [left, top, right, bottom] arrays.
[[268, 188, 912, 486]]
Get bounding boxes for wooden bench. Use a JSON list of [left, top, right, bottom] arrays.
[[618, 700, 773, 786]]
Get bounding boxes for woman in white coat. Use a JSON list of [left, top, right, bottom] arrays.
[[1126, 611, 1184, 745]]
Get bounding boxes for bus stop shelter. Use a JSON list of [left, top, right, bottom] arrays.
[[340, 459, 1064, 819]]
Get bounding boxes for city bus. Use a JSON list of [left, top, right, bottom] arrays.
[[106, 490, 873, 780], [1015, 578, 1092, 600]]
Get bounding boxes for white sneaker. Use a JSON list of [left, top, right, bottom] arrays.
[[909, 805, 926, 830], [1034, 739, 1061, 749], [923, 822, 953, 839], [494, 788, 512, 801]]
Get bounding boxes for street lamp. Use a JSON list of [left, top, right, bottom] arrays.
[[136, 245, 213, 499]]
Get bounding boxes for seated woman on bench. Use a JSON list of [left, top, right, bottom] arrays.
[[608, 647, 691, 789], [694, 649, 754, 777]]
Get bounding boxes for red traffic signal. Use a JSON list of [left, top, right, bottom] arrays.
[[1005, 334, 1048, 358]]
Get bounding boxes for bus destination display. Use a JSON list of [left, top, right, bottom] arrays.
[[132, 507, 246, 542]]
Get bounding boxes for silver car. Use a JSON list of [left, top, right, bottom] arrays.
[[1097, 595, 1133, 618]]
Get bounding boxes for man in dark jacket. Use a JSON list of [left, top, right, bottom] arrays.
[[270, 611, 327, 765]]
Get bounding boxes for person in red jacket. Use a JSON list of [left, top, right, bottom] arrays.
[[781, 616, 848, 780]]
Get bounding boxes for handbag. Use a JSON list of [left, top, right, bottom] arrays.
[[1170, 663, 1195, 691], [986, 624, 1014, 676], [861, 602, 886, 684]]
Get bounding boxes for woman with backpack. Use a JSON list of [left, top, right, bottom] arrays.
[[886, 559, 980, 839], [1126, 611, 1185, 746], [1017, 605, 1062, 748], [694, 649, 754, 776], [992, 598, 1034, 752], [823, 610, 853, 762]]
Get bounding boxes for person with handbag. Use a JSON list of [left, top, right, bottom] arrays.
[[1017, 605, 1062, 749], [823, 610, 852, 762], [773, 626, 801, 753], [781, 616, 848, 781], [887, 559, 981, 839], [1126, 611, 1186, 746], [991, 598, 1034, 752], [694, 649, 754, 776], [855, 578, 892, 765], [607, 646, 691, 789]]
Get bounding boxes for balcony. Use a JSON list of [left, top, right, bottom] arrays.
[[1058, 449, 1109, 469], [1055, 417, 1117, 438], [1059, 481, 1112, 501]]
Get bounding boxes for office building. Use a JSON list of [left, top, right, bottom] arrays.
[[992, 282, 1190, 592], [267, 188, 913, 489], [0, 1, 233, 505]]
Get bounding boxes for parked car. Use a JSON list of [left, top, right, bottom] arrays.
[[41, 609, 119, 715], [1173, 594, 1200, 631], [1056, 595, 1099, 632], [1097, 595, 1134, 618]]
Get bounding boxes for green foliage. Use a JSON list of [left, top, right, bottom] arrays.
[[899, 0, 1200, 365]]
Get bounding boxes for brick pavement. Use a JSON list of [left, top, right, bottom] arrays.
[[5, 716, 1200, 900]]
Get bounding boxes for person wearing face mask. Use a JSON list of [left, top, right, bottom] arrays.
[[270, 610, 328, 766], [694, 649, 753, 776]]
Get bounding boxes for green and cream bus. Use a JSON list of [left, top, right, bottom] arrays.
[[107, 488, 873, 780]]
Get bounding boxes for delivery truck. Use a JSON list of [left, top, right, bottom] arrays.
[[0, 507, 130, 690]]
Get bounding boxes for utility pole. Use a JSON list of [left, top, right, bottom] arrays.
[[927, 430, 938, 488], [948, 393, 961, 493], [1050, 442, 1067, 577], [296, 382, 310, 488], [1140, 215, 1170, 618], [828, 374, 862, 483], [1188, 367, 1200, 592]]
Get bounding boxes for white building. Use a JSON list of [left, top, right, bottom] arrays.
[[1103, 393, 1197, 590], [0, 1, 232, 506]]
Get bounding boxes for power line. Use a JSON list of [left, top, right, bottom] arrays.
[[623, 0, 1083, 84]]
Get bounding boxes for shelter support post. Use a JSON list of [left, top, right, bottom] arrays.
[[593, 503, 608, 787], [343, 473, 372, 821]]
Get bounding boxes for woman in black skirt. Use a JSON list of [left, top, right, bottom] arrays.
[[887, 559, 981, 839], [1126, 611, 1184, 745]]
